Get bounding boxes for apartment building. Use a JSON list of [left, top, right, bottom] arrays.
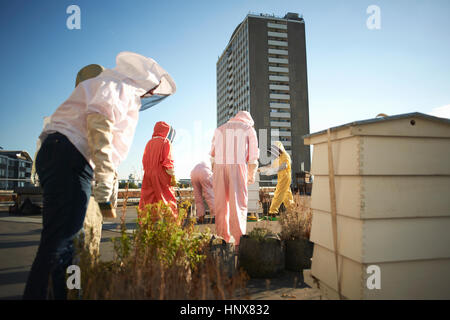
[[216, 12, 310, 185], [0, 150, 33, 190]]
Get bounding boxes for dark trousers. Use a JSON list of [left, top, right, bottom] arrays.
[[23, 132, 93, 299]]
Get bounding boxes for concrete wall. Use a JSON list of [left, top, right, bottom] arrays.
[[248, 17, 270, 168], [248, 17, 311, 180], [287, 21, 311, 174]]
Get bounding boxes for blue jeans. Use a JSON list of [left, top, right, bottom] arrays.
[[23, 132, 93, 300]]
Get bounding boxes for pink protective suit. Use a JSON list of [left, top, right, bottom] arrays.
[[190, 162, 214, 218], [210, 111, 259, 246]]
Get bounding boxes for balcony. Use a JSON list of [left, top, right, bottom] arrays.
[[268, 40, 288, 47], [269, 75, 289, 82], [270, 112, 290, 118], [271, 130, 291, 137], [269, 84, 290, 91], [270, 121, 291, 128], [268, 48, 288, 56], [268, 57, 289, 64], [270, 93, 290, 100], [269, 66, 289, 73], [269, 102, 290, 109], [267, 22, 287, 30], [267, 31, 288, 38]]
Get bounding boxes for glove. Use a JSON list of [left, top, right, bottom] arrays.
[[170, 174, 177, 187], [87, 113, 116, 205], [109, 171, 119, 208], [98, 201, 117, 219], [166, 169, 177, 187], [259, 163, 285, 176], [247, 163, 258, 185], [258, 166, 269, 173], [277, 162, 288, 172]]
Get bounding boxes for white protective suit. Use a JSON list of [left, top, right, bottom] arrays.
[[38, 52, 176, 205]]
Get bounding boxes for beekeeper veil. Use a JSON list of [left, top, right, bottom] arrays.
[[140, 75, 176, 111], [166, 125, 176, 143], [269, 143, 281, 158], [114, 52, 177, 112]]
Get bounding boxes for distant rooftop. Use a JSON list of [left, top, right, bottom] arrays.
[[247, 12, 304, 22], [303, 112, 450, 139], [0, 150, 32, 161], [219, 12, 304, 62]]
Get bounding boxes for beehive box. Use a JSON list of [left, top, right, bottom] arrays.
[[304, 112, 450, 299]]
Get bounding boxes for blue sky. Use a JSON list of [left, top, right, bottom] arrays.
[[0, 0, 449, 179]]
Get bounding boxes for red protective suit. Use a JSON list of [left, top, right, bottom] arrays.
[[139, 121, 177, 217]]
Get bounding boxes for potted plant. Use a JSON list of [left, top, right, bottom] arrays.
[[208, 235, 236, 277], [279, 194, 314, 272], [238, 227, 284, 278]]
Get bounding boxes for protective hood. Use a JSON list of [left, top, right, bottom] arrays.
[[75, 64, 105, 88], [113, 52, 176, 111], [270, 141, 288, 158], [230, 111, 254, 127], [152, 121, 176, 143], [198, 161, 212, 170]]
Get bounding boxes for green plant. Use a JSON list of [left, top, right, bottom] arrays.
[[118, 181, 139, 189], [135, 201, 210, 269], [247, 227, 276, 242], [70, 200, 248, 299], [278, 194, 312, 241]]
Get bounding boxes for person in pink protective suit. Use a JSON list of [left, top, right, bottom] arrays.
[[210, 111, 259, 247], [190, 161, 215, 223]]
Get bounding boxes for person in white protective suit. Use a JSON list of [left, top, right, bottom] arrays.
[[32, 64, 107, 259], [23, 52, 176, 300]]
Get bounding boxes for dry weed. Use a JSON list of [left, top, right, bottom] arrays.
[[278, 194, 312, 240]]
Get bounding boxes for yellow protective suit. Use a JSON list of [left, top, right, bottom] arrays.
[[264, 141, 294, 214]]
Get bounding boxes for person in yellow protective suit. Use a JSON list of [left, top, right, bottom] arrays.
[[258, 141, 294, 215]]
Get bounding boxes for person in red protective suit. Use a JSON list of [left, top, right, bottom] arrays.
[[139, 121, 177, 218]]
